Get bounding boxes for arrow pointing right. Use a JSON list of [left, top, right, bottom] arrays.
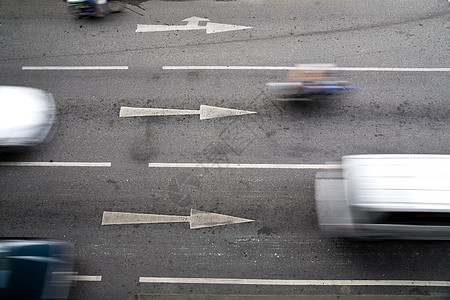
[[206, 22, 253, 34], [102, 209, 254, 229], [119, 105, 256, 120], [136, 17, 252, 34]]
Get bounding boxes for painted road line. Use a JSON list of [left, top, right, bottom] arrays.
[[113, 295, 450, 300], [0, 162, 111, 167], [163, 66, 296, 70], [163, 66, 450, 72], [120, 105, 256, 120], [68, 275, 102, 282], [22, 66, 128, 70], [139, 277, 450, 287], [137, 16, 252, 34], [102, 209, 254, 229], [148, 163, 341, 169]]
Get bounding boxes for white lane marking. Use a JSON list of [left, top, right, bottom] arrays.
[[22, 66, 128, 70], [69, 275, 102, 282], [102, 209, 254, 229], [148, 163, 341, 169], [0, 162, 111, 167], [120, 106, 198, 117], [163, 66, 450, 72], [120, 105, 257, 120], [139, 277, 450, 287], [136, 16, 252, 34], [102, 211, 188, 225]]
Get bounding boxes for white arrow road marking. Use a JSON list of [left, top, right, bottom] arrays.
[[183, 16, 210, 27], [137, 16, 210, 32], [199, 105, 256, 120], [148, 163, 342, 169], [206, 22, 253, 34], [139, 277, 450, 287], [119, 105, 256, 120], [136, 24, 204, 33], [136, 16, 252, 34], [102, 209, 254, 229], [163, 66, 450, 72]]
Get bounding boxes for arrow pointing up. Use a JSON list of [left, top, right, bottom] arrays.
[[182, 16, 210, 27], [102, 209, 254, 229], [119, 105, 256, 120]]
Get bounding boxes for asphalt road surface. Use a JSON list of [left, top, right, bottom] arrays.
[[0, 0, 449, 299]]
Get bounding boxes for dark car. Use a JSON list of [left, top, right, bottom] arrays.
[[0, 239, 74, 299]]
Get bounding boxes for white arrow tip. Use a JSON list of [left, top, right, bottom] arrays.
[[199, 105, 257, 120], [206, 22, 253, 34], [189, 209, 254, 229]]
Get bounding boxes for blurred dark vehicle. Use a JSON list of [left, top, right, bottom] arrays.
[[65, 0, 124, 18], [315, 154, 450, 240], [266, 64, 355, 101], [0, 86, 56, 148], [0, 239, 74, 299]]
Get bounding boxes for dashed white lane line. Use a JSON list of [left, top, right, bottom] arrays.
[[148, 163, 341, 169], [69, 275, 102, 282], [22, 66, 128, 70], [139, 277, 450, 287], [163, 66, 450, 72], [0, 162, 111, 167]]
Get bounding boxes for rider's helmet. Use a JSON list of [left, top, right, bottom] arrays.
[[287, 64, 336, 82]]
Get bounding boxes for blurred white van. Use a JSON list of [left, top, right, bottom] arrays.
[[315, 154, 450, 239]]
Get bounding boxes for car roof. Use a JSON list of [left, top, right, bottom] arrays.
[[0, 86, 52, 128], [342, 154, 450, 213]]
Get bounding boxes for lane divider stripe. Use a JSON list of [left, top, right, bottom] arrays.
[[139, 277, 450, 287], [148, 163, 341, 169], [69, 275, 102, 282], [163, 66, 450, 72], [0, 162, 111, 167], [22, 66, 128, 70]]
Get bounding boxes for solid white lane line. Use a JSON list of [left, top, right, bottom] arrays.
[[163, 66, 450, 72], [22, 66, 128, 70], [148, 163, 341, 169], [139, 277, 450, 287], [69, 275, 102, 282], [0, 162, 111, 167], [163, 66, 293, 70], [337, 67, 450, 72]]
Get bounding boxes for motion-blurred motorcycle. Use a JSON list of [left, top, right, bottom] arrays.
[[266, 64, 355, 101], [65, 0, 124, 18]]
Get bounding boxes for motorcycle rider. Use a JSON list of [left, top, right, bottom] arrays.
[[66, 0, 124, 18]]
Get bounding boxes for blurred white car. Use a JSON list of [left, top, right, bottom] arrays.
[[0, 86, 56, 147]]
